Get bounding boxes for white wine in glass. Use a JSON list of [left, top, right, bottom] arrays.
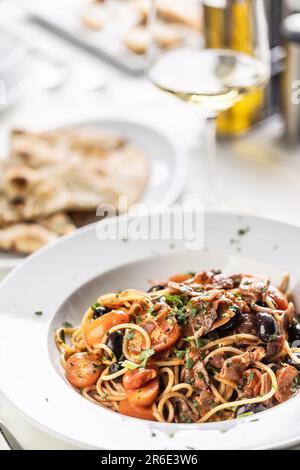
[[147, 0, 270, 207], [149, 47, 269, 113]]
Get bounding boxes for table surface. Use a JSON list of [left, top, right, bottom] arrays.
[[0, 1, 300, 450]]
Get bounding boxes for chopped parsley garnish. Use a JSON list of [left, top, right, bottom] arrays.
[[91, 302, 101, 311], [190, 307, 197, 317], [238, 227, 250, 236], [139, 348, 155, 367], [62, 321, 73, 328], [93, 363, 102, 370], [35, 310, 43, 316], [196, 338, 206, 348], [293, 376, 300, 390], [121, 360, 139, 371], [237, 411, 254, 419], [127, 328, 135, 340], [165, 295, 184, 307], [185, 357, 195, 369], [248, 371, 255, 381], [147, 306, 155, 317], [175, 350, 186, 360]]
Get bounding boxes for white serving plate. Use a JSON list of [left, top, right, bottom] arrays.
[[0, 211, 300, 450], [0, 118, 187, 269]]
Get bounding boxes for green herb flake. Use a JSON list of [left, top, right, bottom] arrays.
[[147, 306, 155, 317], [127, 328, 135, 340], [139, 348, 155, 367], [238, 227, 250, 236], [91, 302, 101, 311], [175, 350, 186, 360], [237, 411, 254, 419], [62, 321, 73, 328], [35, 310, 43, 316], [248, 371, 255, 381], [121, 360, 139, 371], [196, 338, 206, 348], [185, 357, 195, 370], [190, 307, 197, 318]]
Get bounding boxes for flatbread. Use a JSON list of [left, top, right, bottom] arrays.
[[0, 127, 148, 253]]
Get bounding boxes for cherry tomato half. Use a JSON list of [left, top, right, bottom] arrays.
[[119, 400, 155, 421], [84, 310, 129, 347], [141, 316, 181, 352], [168, 273, 193, 283], [123, 367, 157, 390], [126, 377, 159, 407], [65, 352, 102, 388], [268, 286, 289, 311]]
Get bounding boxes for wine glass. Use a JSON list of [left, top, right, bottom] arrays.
[[147, 0, 271, 208]]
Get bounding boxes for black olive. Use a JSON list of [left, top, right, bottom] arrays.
[[92, 306, 109, 320], [235, 403, 267, 418], [268, 363, 281, 373], [256, 312, 278, 342], [288, 322, 300, 343], [108, 362, 122, 375], [147, 285, 165, 293], [218, 314, 240, 334], [106, 331, 123, 360], [285, 353, 300, 371], [237, 312, 257, 335]]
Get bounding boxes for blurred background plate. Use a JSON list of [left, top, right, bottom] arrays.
[[0, 118, 187, 272], [19, 0, 149, 75]]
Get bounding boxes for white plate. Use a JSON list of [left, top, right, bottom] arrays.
[[0, 211, 300, 450], [0, 119, 187, 269]]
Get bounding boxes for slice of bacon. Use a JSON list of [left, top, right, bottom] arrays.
[[219, 348, 265, 383], [239, 368, 262, 398]]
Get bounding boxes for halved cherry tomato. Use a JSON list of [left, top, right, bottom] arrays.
[[268, 286, 289, 311], [127, 316, 181, 355], [84, 310, 129, 347], [168, 273, 193, 283], [119, 400, 156, 421], [65, 352, 102, 388], [126, 377, 159, 407], [123, 367, 157, 390], [141, 316, 181, 352]]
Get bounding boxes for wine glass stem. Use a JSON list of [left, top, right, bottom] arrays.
[[203, 113, 217, 207]]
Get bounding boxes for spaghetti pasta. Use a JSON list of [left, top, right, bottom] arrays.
[[55, 270, 300, 423]]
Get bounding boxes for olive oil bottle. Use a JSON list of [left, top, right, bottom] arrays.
[[203, 0, 265, 135]]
